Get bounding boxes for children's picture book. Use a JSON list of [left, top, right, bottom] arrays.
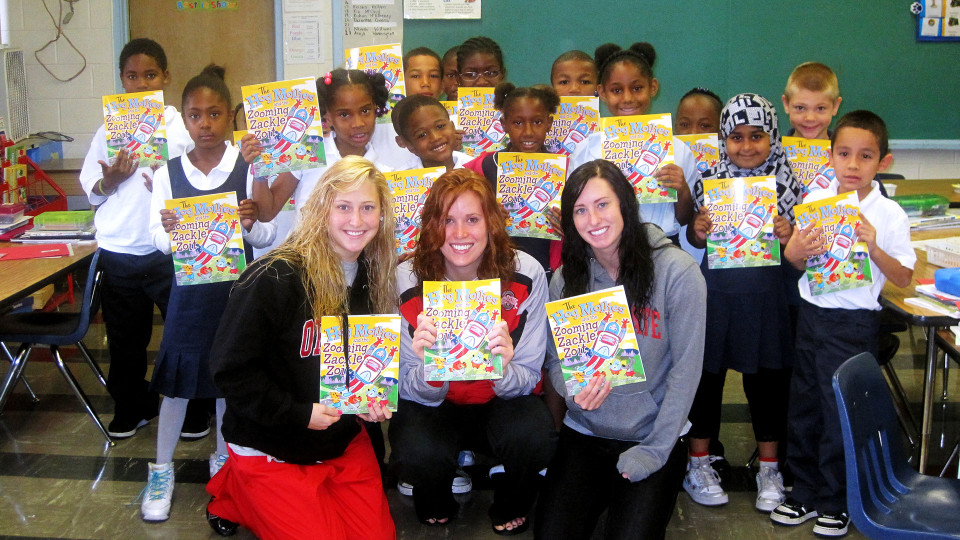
[[102, 89, 168, 168], [702, 176, 781, 269], [676, 133, 719, 176], [2, 163, 26, 204], [495, 152, 567, 240], [385, 166, 445, 254], [458, 87, 506, 157], [241, 78, 325, 177], [782, 136, 835, 199], [600, 113, 677, 204], [545, 285, 644, 396], [318, 314, 401, 414], [794, 192, 874, 296], [165, 191, 246, 286], [544, 96, 599, 156], [440, 100, 460, 128], [423, 279, 502, 381], [344, 43, 406, 123]]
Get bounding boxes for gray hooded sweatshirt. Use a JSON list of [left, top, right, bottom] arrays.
[[546, 224, 707, 482]]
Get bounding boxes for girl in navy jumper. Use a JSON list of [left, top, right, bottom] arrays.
[[207, 156, 397, 540], [140, 66, 276, 523]]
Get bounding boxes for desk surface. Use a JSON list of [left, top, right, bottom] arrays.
[[880, 228, 960, 326], [886, 179, 960, 206], [0, 242, 97, 310]]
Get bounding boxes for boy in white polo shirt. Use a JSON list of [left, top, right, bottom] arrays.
[[774, 110, 915, 537]]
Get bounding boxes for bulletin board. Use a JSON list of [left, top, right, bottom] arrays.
[[128, 1, 276, 111]]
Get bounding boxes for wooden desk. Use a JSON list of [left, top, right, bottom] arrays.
[[886, 179, 960, 207], [0, 242, 97, 311], [881, 227, 960, 473]]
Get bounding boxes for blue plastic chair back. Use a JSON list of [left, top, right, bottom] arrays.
[[833, 353, 960, 539]]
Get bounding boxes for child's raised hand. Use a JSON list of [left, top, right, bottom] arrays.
[[653, 164, 686, 193], [159, 208, 180, 233], [238, 199, 259, 231], [856, 212, 878, 252], [772, 215, 793, 243], [358, 401, 392, 423], [412, 313, 438, 361], [573, 372, 612, 411], [97, 148, 138, 194], [239, 134, 263, 164], [486, 320, 514, 367], [692, 207, 713, 241], [308, 403, 342, 430], [547, 206, 563, 238]]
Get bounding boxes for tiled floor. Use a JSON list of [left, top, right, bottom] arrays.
[[1, 289, 957, 538]]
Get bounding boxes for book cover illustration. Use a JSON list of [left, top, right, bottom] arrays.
[[440, 100, 460, 128], [544, 96, 599, 156], [600, 113, 677, 204], [423, 279, 502, 381], [458, 87, 506, 157], [318, 315, 401, 414], [676, 133, 719, 176], [165, 191, 246, 286], [783, 136, 835, 199], [545, 285, 644, 396], [102, 89, 168, 168], [241, 78, 325, 177], [385, 166, 445, 254], [794, 192, 874, 296], [496, 152, 567, 240], [2, 163, 27, 204], [702, 176, 781, 269], [234, 130, 294, 212], [344, 43, 406, 123]]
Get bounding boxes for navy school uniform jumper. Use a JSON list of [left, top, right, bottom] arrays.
[[150, 153, 252, 400]]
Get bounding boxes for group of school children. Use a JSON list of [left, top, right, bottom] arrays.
[[77, 33, 915, 540]]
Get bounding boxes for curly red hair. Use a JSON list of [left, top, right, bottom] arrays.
[[412, 169, 515, 284]]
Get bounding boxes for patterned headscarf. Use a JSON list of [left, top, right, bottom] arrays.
[[696, 93, 802, 222]]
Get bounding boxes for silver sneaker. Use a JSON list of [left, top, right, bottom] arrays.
[[683, 458, 728, 506], [755, 466, 786, 512]]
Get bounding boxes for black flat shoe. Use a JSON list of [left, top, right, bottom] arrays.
[[206, 503, 238, 537]]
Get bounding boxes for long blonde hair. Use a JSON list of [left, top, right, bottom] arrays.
[[266, 156, 396, 321]]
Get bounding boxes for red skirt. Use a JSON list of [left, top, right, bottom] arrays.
[[207, 427, 395, 540]]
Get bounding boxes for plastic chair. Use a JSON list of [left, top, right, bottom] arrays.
[[0, 250, 113, 445], [833, 352, 960, 539]]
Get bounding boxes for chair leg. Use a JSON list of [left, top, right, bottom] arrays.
[[881, 363, 920, 449], [944, 349, 951, 401], [75, 341, 106, 388], [50, 345, 114, 446], [2, 342, 38, 402], [0, 344, 33, 413], [745, 447, 759, 468]]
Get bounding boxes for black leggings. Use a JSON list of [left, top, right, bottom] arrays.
[[687, 367, 791, 443]]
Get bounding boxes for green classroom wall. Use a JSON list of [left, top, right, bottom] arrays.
[[402, 0, 960, 140]]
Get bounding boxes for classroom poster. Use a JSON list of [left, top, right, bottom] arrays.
[[545, 286, 644, 396], [344, 43, 406, 122], [676, 133, 719, 176], [318, 314, 401, 414], [458, 87, 505, 157], [496, 152, 567, 240], [917, 0, 960, 39], [544, 96, 599, 156], [241, 78, 326, 177], [702, 176, 780, 269], [102, 89, 168, 168], [782, 136, 835, 199], [600, 113, 676, 204], [385, 166, 445, 254], [423, 279, 502, 381], [794, 192, 874, 296], [165, 191, 246, 286], [342, 0, 403, 49], [403, 0, 482, 19]]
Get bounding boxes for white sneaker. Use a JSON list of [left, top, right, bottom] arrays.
[[397, 480, 413, 496], [683, 457, 728, 506], [458, 450, 475, 467], [452, 469, 472, 494], [209, 453, 228, 478], [141, 462, 174, 522], [755, 466, 786, 512]]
